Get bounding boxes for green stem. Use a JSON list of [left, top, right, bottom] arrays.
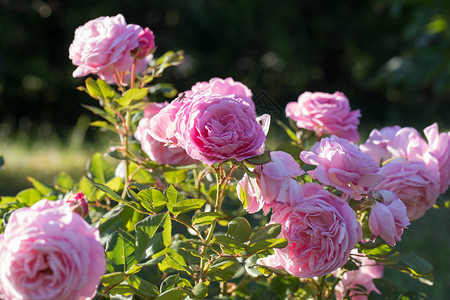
[[317, 275, 326, 300], [121, 111, 131, 198]]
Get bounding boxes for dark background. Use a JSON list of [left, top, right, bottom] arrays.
[[1, 0, 449, 138]]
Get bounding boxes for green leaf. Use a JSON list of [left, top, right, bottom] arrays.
[[397, 291, 428, 300], [106, 229, 137, 272], [250, 223, 282, 243], [164, 248, 191, 274], [97, 79, 117, 101], [55, 171, 74, 192], [79, 176, 96, 201], [247, 238, 288, 255], [189, 282, 209, 300], [207, 257, 240, 281], [135, 213, 170, 261], [82, 104, 116, 124], [16, 188, 41, 206], [245, 151, 272, 165], [90, 120, 116, 132], [85, 77, 102, 100], [226, 217, 252, 243], [129, 163, 155, 184], [360, 243, 392, 257], [89, 180, 129, 206], [127, 274, 160, 298], [101, 272, 126, 287], [192, 212, 223, 225], [372, 278, 398, 297], [165, 185, 178, 208], [157, 288, 193, 300], [88, 152, 115, 184], [27, 177, 54, 195], [213, 235, 246, 253], [398, 252, 433, 285], [160, 274, 181, 293], [137, 188, 168, 213], [118, 88, 148, 107], [171, 198, 207, 216], [164, 170, 187, 185]]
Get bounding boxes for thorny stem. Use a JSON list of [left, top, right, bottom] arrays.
[[131, 61, 136, 89], [121, 111, 131, 198], [317, 275, 327, 300], [198, 163, 238, 281]]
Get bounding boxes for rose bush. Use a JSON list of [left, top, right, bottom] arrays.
[[0, 199, 105, 300]]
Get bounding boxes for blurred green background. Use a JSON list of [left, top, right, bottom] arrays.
[[0, 0, 449, 298]]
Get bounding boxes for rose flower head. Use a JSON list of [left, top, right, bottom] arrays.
[[64, 191, 89, 218], [135, 102, 197, 165], [286, 91, 361, 142], [300, 136, 384, 200], [237, 151, 304, 214], [258, 183, 362, 278], [69, 14, 141, 83], [368, 190, 410, 246], [173, 92, 266, 165], [0, 199, 106, 300]]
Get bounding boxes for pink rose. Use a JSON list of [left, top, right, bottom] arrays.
[[285, 91, 361, 142], [69, 14, 140, 83], [182, 77, 255, 109], [135, 102, 198, 165], [300, 136, 384, 200], [424, 123, 450, 194], [64, 191, 89, 218], [173, 92, 266, 165], [0, 200, 105, 300], [368, 190, 410, 246], [259, 183, 362, 278], [148, 100, 184, 146], [335, 251, 383, 300], [360, 126, 429, 165], [133, 27, 156, 59], [374, 158, 440, 220], [359, 126, 401, 164], [237, 151, 304, 214]]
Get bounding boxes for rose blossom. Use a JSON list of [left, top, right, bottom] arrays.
[[135, 102, 197, 165], [64, 191, 89, 218], [360, 126, 429, 165], [258, 183, 362, 278], [69, 14, 141, 83], [335, 251, 383, 300], [173, 92, 266, 165], [182, 77, 255, 109], [132, 27, 156, 59], [237, 151, 304, 214], [374, 158, 440, 220], [300, 136, 384, 199], [368, 190, 410, 246], [424, 123, 450, 193], [0, 200, 106, 300], [285, 91, 361, 142]]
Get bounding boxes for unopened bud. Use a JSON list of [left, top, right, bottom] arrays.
[[65, 192, 89, 217]]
